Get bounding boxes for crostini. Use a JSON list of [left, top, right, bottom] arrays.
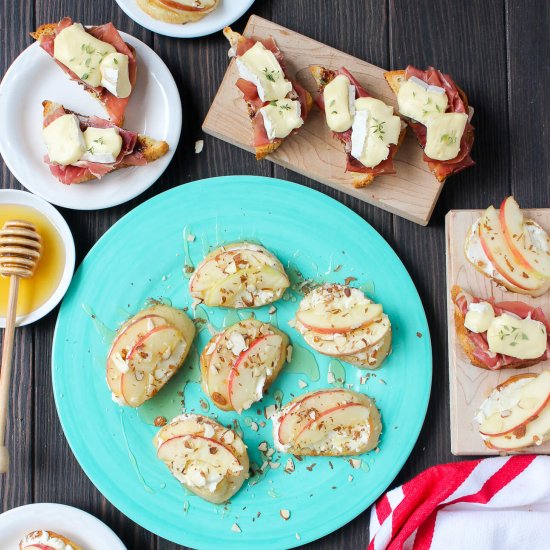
[[136, 0, 219, 24], [291, 284, 391, 368], [107, 302, 196, 407], [32, 17, 137, 125], [465, 197, 550, 297], [189, 242, 290, 308], [475, 371, 550, 451], [223, 27, 313, 160], [271, 389, 381, 456], [310, 66, 406, 188], [201, 319, 289, 413], [452, 285, 550, 370], [20, 530, 82, 550], [154, 414, 249, 504], [42, 101, 169, 185], [384, 66, 475, 182]]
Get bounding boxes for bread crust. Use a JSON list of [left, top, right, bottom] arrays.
[[20, 530, 83, 550], [137, 0, 219, 24], [309, 65, 406, 187], [42, 100, 169, 184], [451, 284, 543, 371]]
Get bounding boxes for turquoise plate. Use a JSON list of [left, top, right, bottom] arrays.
[[52, 176, 431, 549]]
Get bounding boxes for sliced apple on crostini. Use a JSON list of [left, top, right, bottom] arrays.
[[203, 264, 289, 307], [500, 196, 550, 279], [227, 333, 284, 413], [276, 389, 365, 445], [22, 546, 55, 550], [121, 325, 187, 407], [479, 371, 550, 437], [485, 403, 550, 451], [478, 205, 546, 292], [300, 314, 390, 357]]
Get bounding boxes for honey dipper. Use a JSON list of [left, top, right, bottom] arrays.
[[0, 220, 41, 473]]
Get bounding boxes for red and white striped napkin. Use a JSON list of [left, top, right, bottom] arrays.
[[369, 455, 550, 550]]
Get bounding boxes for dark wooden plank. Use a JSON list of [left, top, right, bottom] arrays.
[[0, 0, 35, 516], [506, 0, 550, 207], [389, 0, 511, 490]]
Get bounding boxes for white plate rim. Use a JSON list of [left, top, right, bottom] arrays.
[[114, 0, 255, 38], [0, 502, 127, 550], [0, 32, 182, 211], [0, 189, 75, 328]]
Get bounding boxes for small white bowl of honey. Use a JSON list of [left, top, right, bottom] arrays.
[[0, 190, 75, 327]]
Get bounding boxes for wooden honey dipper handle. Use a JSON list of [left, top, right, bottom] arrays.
[[0, 220, 41, 474]]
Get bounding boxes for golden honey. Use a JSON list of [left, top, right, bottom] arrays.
[[0, 204, 65, 317]]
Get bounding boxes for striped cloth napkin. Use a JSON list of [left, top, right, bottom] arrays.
[[369, 455, 550, 550]]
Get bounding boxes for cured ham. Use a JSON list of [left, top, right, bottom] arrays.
[[453, 286, 550, 370], [403, 66, 475, 180], [35, 17, 136, 126], [43, 104, 145, 185]]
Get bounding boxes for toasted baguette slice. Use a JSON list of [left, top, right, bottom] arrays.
[[451, 285, 545, 371], [224, 27, 313, 160], [20, 530, 83, 550], [136, 0, 219, 24], [385, 70, 472, 182], [43, 100, 169, 184], [311, 65, 406, 188], [31, 23, 136, 125], [272, 389, 382, 456]]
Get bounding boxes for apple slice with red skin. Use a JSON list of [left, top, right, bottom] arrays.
[[121, 325, 186, 407], [157, 0, 211, 10], [189, 243, 285, 294], [500, 196, 550, 279], [157, 434, 241, 475], [23, 546, 55, 550], [227, 333, 284, 413], [479, 371, 550, 437], [485, 402, 550, 451], [478, 206, 546, 292], [277, 389, 365, 445], [297, 303, 382, 334], [294, 402, 374, 448], [300, 314, 390, 357], [106, 314, 167, 398]]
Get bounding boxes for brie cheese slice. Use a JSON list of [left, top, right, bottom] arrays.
[[42, 114, 86, 166], [260, 98, 303, 140], [323, 74, 355, 133], [80, 126, 123, 164], [100, 52, 132, 98], [424, 112, 468, 161], [397, 77, 449, 124]]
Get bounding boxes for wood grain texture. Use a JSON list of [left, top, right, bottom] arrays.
[[446, 208, 550, 455], [0, 0, 548, 549], [203, 15, 446, 226]]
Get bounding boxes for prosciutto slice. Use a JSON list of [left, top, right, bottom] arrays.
[[37, 17, 137, 126], [43, 104, 145, 185], [233, 35, 311, 148], [453, 288, 550, 370], [403, 66, 475, 179], [316, 66, 399, 177]]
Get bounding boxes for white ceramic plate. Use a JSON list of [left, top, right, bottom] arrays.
[[0, 32, 181, 210], [114, 0, 255, 38], [0, 189, 75, 328], [0, 503, 127, 550]]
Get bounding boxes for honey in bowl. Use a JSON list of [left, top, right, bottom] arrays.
[[0, 204, 65, 317]]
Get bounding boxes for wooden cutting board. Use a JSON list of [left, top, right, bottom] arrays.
[[203, 15, 446, 226], [446, 208, 550, 455]]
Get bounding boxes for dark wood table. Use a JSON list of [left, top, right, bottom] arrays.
[[1, 1, 548, 548]]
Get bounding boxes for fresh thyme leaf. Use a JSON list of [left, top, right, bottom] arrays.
[[440, 130, 457, 145], [331, 110, 338, 114], [85, 57, 91, 67], [329, 99, 336, 107], [370, 118, 386, 141], [82, 72, 90, 80], [262, 67, 278, 82], [269, 100, 278, 106], [85, 45, 95, 54], [93, 137, 105, 145], [87, 146, 95, 154], [113, 57, 119, 64], [425, 97, 432, 105], [509, 342, 518, 347], [280, 103, 291, 111]]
